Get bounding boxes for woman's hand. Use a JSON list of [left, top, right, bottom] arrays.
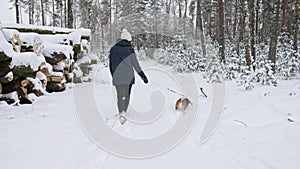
[[138, 71, 148, 84]]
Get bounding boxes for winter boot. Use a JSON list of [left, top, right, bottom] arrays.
[[119, 111, 127, 125]]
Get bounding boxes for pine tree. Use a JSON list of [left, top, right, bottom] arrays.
[[253, 58, 277, 86], [237, 65, 254, 90], [205, 38, 224, 83], [225, 41, 240, 80], [79, 0, 93, 29], [277, 33, 300, 79]]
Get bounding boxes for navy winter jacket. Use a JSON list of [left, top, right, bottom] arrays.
[[109, 40, 143, 85]]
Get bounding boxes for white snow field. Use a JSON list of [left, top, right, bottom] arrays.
[[1, 59, 300, 169]]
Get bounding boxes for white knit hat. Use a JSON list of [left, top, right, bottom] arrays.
[[121, 29, 132, 41]]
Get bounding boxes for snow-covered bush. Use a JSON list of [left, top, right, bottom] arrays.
[[249, 43, 277, 86], [204, 39, 225, 83], [98, 51, 109, 67], [153, 48, 169, 64], [172, 34, 205, 73], [153, 47, 176, 66], [88, 53, 100, 64], [173, 47, 205, 73], [153, 34, 205, 73], [205, 54, 225, 83], [172, 40, 189, 72], [277, 33, 300, 79], [253, 59, 277, 86], [237, 65, 255, 90], [225, 55, 240, 80], [136, 49, 147, 60], [225, 41, 241, 80]]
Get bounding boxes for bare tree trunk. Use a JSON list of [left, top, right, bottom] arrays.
[[268, 0, 281, 72], [115, 0, 118, 42], [293, 0, 299, 52], [255, 0, 260, 43], [60, 0, 63, 27], [217, 0, 225, 63], [224, 1, 230, 38], [166, 0, 170, 14], [204, 1, 213, 38], [196, 0, 201, 37], [184, 0, 188, 18], [233, 0, 239, 39], [237, 0, 245, 56], [178, 1, 182, 18], [172, 0, 176, 16], [262, 1, 273, 44], [248, 0, 256, 69], [196, 0, 207, 57], [19, 5, 23, 23], [101, 13, 105, 51], [28, 0, 33, 24], [52, 0, 55, 26], [110, 0, 112, 44], [64, 0, 67, 27], [41, 0, 46, 25], [215, 4, 219, 41], [15, 0, 20, 23], [182, 0, 188, 34], [67, 0, 73, 28], [282, 0, 289, 31], [244, 1, 252, 68]]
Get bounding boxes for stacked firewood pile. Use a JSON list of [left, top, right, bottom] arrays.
[[0, 25, 93, 105]]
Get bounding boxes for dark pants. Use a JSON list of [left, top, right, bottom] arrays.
[[115, 85, 132, 113]]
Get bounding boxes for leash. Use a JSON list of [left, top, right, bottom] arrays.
[[199, 87, 208, 98], [150, 80, 184, 97], [151, 81, 208, 98]]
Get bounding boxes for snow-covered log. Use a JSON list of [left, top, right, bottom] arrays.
[[46, 82, 65, 93], [77, 28, 91, 41], [1, 29, 22, 52], [40, 34, 69, 45], [0, 59, 11, 77], [0, 51, 11, 62], [0, 24, 92, 104], [0, 71, 13, 83], [43, 44, 73, 65], [39, 62, 52, 77], [0, 77, 32, 104], [47, 72, 64, 83], [1, 29, 45, 78], [0, 24, 72, 35], [19, 32, 44, 55], [36, 71, 47, 88], [11, 65, 37, 78], [27, 77, 47, 97], [10, 52, 45, 78], [53, 62, 65, 72], [72, 67, 83, 83], [44, 53, 67, 65], [0, 29, 15, 62], [0, 91, 19, 104], [0, 81, 15, 94]]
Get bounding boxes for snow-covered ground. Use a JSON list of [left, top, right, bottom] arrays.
[[1, 59, 300, 169]]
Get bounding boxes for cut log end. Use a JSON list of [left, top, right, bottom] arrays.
[[46, 82, 65, 93]]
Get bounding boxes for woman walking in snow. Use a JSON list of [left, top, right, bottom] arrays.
[[109, 29, 148, 125]]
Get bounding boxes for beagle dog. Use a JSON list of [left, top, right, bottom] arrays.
[[175, 97, 192, 111]]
